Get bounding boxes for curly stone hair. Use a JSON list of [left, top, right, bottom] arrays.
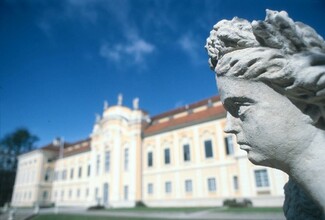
[[206, 10, 325, 128]]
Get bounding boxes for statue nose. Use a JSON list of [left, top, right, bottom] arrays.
[[224, 112, 240, 134]]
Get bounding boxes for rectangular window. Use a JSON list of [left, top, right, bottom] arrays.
[[77, 189, 80, 198], [70, 168, 74, 179], [183, 144, 191, 161], [44, 170, 50, 181], [164, 148, 170, 164], [147, 183, 153, 194], [254, 169, 270, 187], [78, 166, 82, 178], [124, 148, 129, 171], [62, 170, 67, 180], [42, 191, 48, 200], [165, 181, 172, 193], [95, 187, 98, 199], [124, 186, 128, 200], [105, 151, 110, 173], [233, 176, 239, 190], [54, 171, 58, 181], [207, 178, 216, 192], [85, 188, 89, 197], [147, 152, 153, 167], [225, 136, 234, 155], [204, 140, 213, 158], [87, 164, 91, 177], [69, 189, 72, 198], [185, 180, 192, 193], [96, 154, 100, 175], [61, 190, 64, 200]]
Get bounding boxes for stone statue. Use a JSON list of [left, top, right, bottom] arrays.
[[133, 97, 139, 110], [103, 100, 109, 110], [95, 113, 101, 123], [118, 93, 123, 106], [206, 10, 325, 219]]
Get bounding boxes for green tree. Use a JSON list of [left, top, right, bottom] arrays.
[[0, 128, 39, 206], [0, 128, 39, 170]]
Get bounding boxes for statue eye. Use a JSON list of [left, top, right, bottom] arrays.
[[224, 97, 255, 119], [233, 102, 250, 118]]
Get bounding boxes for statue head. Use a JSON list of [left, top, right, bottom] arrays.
[[205, 10, 325, 169]]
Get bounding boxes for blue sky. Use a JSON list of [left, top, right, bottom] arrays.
[[1, 0, 324, 147]]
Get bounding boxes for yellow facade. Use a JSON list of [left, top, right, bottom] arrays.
[[11, 96, 288, 208]]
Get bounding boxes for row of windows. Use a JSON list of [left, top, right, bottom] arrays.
[[148, 137, 234, 167], [50, 148, 129, 182], [52, 184, 130, 202], [146, 169, 270, 195], [147, 178, 218, 195], [53, 164, 91, 181]]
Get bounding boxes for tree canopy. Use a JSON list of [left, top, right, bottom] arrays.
[[0, 128, 39, 171]]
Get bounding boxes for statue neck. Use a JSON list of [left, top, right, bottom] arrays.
[[289, 130, 325, 213]]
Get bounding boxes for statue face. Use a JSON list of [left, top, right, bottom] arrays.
[[217, 76, 315, 169]]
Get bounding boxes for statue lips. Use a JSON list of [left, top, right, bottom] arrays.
[[237, 141, 251, 151]]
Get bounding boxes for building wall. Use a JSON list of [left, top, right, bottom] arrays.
[[12, 149, 57, 207], [142, 118, 288, 207], [11, 97, 288, 208]]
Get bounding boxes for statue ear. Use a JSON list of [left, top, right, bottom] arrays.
[[294, 101, 323, 128]]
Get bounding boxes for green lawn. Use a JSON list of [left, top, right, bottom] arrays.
[[31, 207, 283, 220], [32, 214, 165, 220], [217, 207, 283, 213], [105, 206, 282, 213], [104, 206, 214, 213]]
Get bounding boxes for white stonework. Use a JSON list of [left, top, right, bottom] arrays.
[[12, 96, 288, 208], [206, 9, 325, 219]]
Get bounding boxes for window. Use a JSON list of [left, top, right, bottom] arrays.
[[105, 151, 110, 173], [78, 166, 82, 178], [69, 189, 72, 198], [44, 169, 50, 181], [204, 140, 213, 158], [61, 190, 64, 200], [147, 183, 153, 194], [254, 169, 270, 187], [95, 187, 99, 199], [96, 154, 100, 175], [165, 181, 172, 193], [147, 152, 153, 167], [42, 191, 48, 200], [185, 180, 192, 193], [85, 188, 89, 197], [70, 168, 74, 179], [207, 178, 216, 192], [87, 164, 91, 177], [225, 136, 234, 155], [164, 148, 170, 164], [77, 189, 80, 198], [183, 144, 191, 161], [124, 148, 129, 171], [62, 170, 67, 180], [54, 171, 59, 181], [233, 176, 239, 190], [124, 186, 128, 200]]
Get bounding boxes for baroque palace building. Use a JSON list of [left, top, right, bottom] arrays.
[[11, 96, 288, 208]]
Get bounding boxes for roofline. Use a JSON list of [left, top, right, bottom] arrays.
[[150, 95, 220, 121]]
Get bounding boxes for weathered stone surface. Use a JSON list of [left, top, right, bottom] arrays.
[[206, 10, 325, 219]]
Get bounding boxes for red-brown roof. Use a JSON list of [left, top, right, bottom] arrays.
[[144, 104, 226, 136], [63, 138, 91, 157], [151, 96, 221, 121], [40, 138, 91, 157]]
